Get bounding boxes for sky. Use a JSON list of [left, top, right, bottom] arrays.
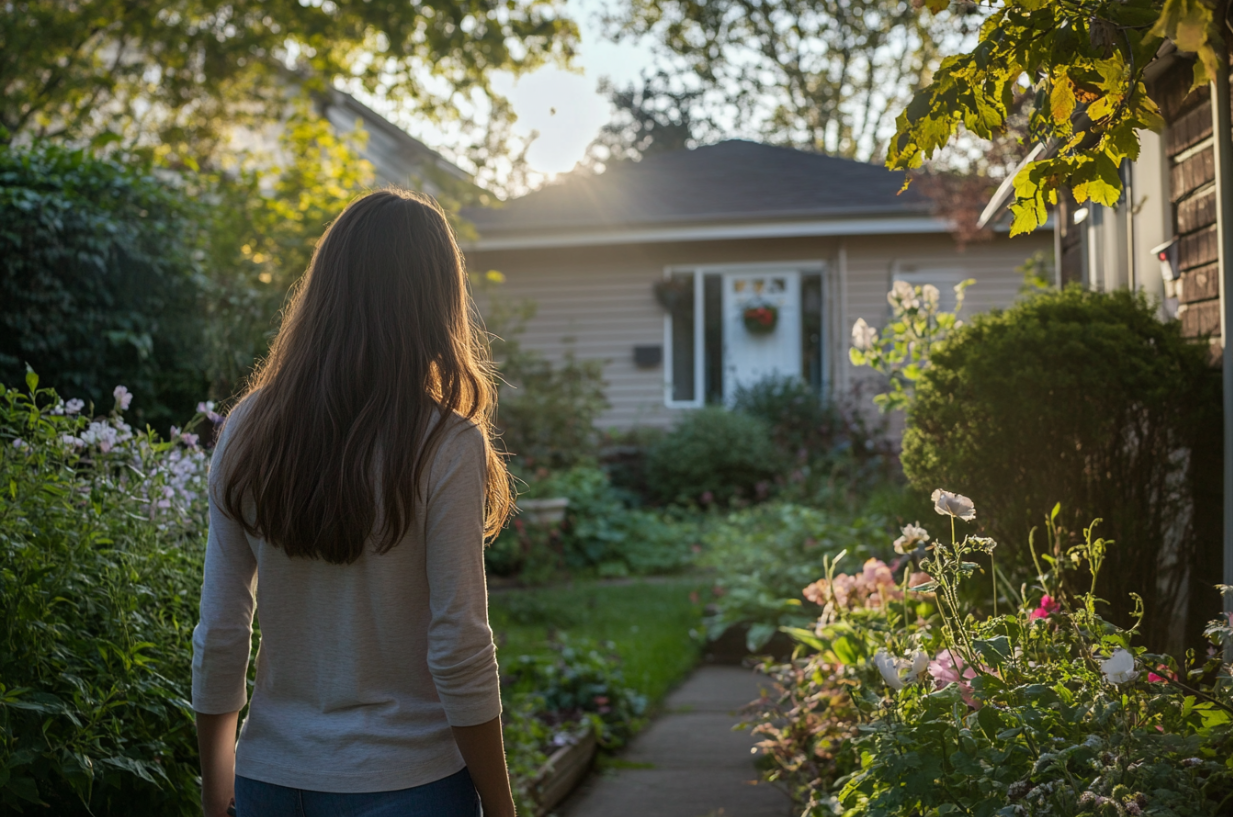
[[490, 0, 657, 177]]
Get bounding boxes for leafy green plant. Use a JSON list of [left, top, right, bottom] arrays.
[[488, 466, 701, 581], [0, 143, 210, 431], [733, 375, 898, 508], [0, 373, 212, 815], [502, 637, 649, 750], [848, 278, 971, 412], [901, 286, 1219, 648], [700, 503, 888, 650], [475, 273, 610, 470], [749, 491, 1233, 816], [886, 0, 1220, 235], [645, 406, 782, 506]]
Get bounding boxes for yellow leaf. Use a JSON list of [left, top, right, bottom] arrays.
[[1050, 76, 1076, 125]]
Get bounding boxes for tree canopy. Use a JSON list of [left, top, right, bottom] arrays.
[[2, 0, 578, 168], [888, 0, 1230, 234], [600, 0, 964, 161]]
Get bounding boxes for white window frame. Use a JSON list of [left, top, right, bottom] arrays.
[[663, 260, 827, 409]]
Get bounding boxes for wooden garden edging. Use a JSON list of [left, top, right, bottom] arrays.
[[532, 728, 598, 816]]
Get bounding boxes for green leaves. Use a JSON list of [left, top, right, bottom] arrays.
[[889, 0, 1195, 234]]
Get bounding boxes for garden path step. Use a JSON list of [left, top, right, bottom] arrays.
[[555, 665, 791, 817]]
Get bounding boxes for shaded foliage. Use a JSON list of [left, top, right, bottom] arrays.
[[901, 287, 1219, 650], [0, 144, 208, 430]]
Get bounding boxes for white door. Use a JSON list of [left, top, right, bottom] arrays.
[[722, 271, 801, 402]]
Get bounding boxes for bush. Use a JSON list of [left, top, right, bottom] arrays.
[[645, 406, 782, 505], [0, 375, 211, 815], [0, 144, 209, 431], [732, 375, 898, 507], [477, 274, 609, 470], [486, 466, 700, 581], [901, 287, 1218, 649]]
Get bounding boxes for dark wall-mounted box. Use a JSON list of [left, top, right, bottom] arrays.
[[633, 345, 663, 368]]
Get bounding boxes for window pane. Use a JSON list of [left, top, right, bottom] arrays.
[[670, 272, 696, 402], [703, 273, 724, 403], [802, 273, 823, 389]]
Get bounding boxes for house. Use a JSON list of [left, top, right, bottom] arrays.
[[319, 88, 473, 195], [462, 140, 1054, 429]]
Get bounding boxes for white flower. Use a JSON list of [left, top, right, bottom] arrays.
[[851, 318, 877, 351], [12, 438, 28, 451], [113, 385, 132, 411], [889, 280, 920, 310], [874, 650, 904, 690], [894, 522, 930, 554], [932, 489, 976, 521], [65, 398, 84, 415], [1100, 648, 1139, 685], [874, 649, 930, 691], [922, 284, 940, 309]]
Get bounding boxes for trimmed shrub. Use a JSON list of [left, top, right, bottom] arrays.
[[901, 286, 1219, 648], [0, 144, 208, 431], [645, 406, 782, 505]]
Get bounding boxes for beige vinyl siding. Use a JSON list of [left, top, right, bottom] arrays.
[[468, 230, 1052, 431]]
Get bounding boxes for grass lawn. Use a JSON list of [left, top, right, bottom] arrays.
[[489, 577, 707, 706]]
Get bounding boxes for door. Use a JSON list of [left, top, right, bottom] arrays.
[[722, 271, 801, 402]]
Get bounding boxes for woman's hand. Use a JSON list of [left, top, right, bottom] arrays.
[[196, 710, 240, 817], [451, 716, 517, 817]]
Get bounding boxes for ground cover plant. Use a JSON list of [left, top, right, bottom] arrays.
[[746, 490, 1233, 816]]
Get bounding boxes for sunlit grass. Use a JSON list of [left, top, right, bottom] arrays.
[[490, 577, 707, 706]]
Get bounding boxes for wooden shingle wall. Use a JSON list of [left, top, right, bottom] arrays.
[[1156, 67, 1224, 342]]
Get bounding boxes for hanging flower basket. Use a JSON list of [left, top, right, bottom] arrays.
[[652, 279, 693, 314], [743, 303, 778, 335]]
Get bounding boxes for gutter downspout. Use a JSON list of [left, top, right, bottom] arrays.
[[1214, 53, 1233, 639]]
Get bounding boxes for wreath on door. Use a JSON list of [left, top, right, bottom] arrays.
[[743, 302, 779, 335]]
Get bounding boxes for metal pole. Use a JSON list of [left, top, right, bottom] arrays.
[[1214, 57, 1233, 639]]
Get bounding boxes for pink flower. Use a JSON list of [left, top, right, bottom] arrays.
[[1148, 664, 1174, 683], [1030, 595, 1059, 620], [928, 649, 981, 707], [113, 385, 132, 411]]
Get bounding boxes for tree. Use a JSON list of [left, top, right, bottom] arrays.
[[887, 0, 1229, 234], [600, 0, 963, 161], [585, 70, 720, 168], [1, 0, 578, 172]]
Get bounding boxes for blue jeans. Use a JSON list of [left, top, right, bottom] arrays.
[[235, 767, 481, 817]]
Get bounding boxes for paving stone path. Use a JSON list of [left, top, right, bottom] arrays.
[[557, 666, 792, 817]]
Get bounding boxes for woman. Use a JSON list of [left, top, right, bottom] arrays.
[[192, 190, 516, 817]]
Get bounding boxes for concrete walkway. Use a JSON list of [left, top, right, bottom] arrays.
[[557, 666, 792, 817]]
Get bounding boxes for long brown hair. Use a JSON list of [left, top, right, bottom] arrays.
[[217, 189, 512, 564]]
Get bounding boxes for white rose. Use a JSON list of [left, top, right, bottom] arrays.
[[932, 488, 976, 521], [873, 650, 905, 691], [1100, 648, 1139, 685]]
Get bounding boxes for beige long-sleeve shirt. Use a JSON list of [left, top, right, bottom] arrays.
[[191, 400, 501, 793]]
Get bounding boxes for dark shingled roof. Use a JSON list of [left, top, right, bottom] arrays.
[[465, 140, 927, 234]]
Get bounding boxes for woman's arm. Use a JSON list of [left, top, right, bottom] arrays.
[[196, 710, 240, 817], [451, 716, 516, 817]]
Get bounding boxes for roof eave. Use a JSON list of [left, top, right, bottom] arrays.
[[463, 212, 956, 252]]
